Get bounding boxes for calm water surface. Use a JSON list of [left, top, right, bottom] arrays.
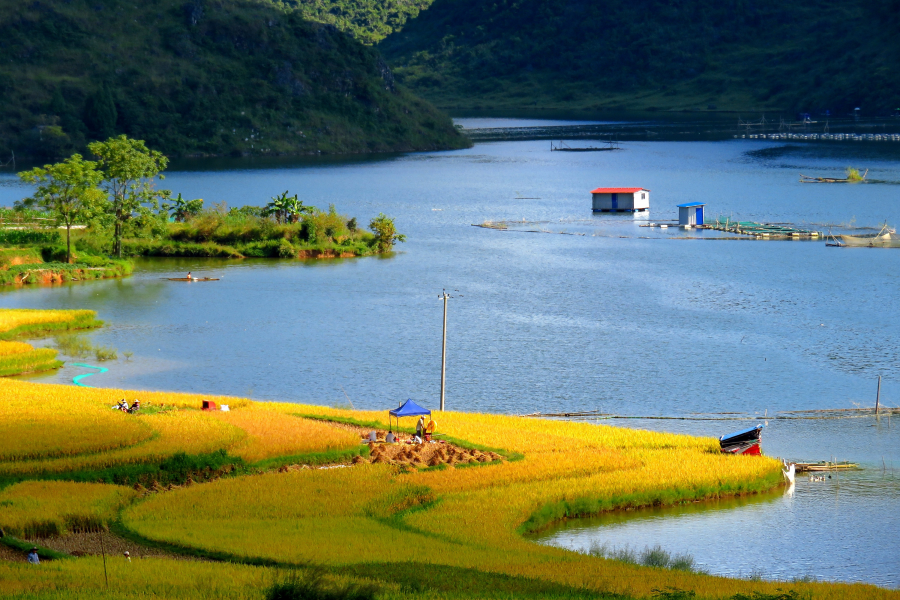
[[1, 131, 898, 586]]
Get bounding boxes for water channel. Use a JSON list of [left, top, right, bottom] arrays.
[[0, 119, 898, 586]]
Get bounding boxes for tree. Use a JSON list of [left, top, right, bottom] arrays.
[[18, 154, 104, 263], [167, 193, 204, 222], [263, 190, 315, 224], [88, 136, 169, 258], [83, 84, 117, 140], [368, 213, 406, 252]]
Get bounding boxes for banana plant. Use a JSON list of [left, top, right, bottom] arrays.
[[167, 193, 203, 222], [263, 191, 315, 224]]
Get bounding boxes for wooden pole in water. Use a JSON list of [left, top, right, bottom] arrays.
[[876, 375, 881, 415], [440, 291, 449, 412]]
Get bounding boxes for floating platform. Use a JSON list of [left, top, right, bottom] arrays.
[[708, 217, 821, 239], [552, 140, 620, 152]]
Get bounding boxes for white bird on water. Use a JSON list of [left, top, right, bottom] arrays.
[[782, 460, 795, 485]]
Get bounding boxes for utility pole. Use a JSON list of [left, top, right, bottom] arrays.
[[440, 290, 449, 411]]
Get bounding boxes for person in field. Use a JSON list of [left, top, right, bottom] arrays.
[[27, 548, 39, 564], [416, 416, 426, 439], [385, 431, 396, 443]]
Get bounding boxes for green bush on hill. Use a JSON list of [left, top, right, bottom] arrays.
[[276, 0, 435, 45]]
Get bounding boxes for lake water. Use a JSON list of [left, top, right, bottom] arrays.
[[0, 122, 898, 586]]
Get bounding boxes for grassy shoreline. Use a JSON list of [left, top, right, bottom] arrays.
[[0, 203, 403, 285]]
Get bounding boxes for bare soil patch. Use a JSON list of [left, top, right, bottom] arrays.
[[23, 531, 206, 561], [0, 542, 27, 562]]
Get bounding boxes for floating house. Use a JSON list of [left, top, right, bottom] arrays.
[[591, 187, 650, 213], [677, 202, 705, 225]]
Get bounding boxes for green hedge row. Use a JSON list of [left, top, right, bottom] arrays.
[[0, 230, 60, 245]]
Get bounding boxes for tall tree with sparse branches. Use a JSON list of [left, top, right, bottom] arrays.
[[88, 136, 168, 258], [18, 154, 104, 263]]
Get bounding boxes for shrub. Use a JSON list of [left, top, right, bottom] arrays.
[[240, 240, 283, 258], [93, 346, 118, 361], [266, 569, 378, 600], [277, 239, 296, 259], [0, 229, 60, 245], [301, 220, 318, 243], [54, 334, 93, 358], [368, 213, 405, 252], [40, 246, 72, 263]]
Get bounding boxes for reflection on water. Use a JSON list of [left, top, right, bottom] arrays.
[[0, 136, 899, 586], [534, 416, 899, 587], [536, 467, 899, 587]]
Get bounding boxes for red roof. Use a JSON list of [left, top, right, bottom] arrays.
[[590, 187, 648, 194]]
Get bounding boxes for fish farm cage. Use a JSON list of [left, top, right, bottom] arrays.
[[710, 217, 821, 238]]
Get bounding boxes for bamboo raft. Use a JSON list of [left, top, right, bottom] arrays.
[[800, 169, 867, 183], [794, 461, 860, 472], [520, 406, 896, 421], [777, 406, 900, 418]]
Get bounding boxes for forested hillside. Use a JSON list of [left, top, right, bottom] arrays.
[[379, 0, 900, 114], [0, 0, 467, 160], [278, 0, 433, 44]]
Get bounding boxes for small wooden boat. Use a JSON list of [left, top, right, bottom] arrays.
[[163, 277, 220, 281], [719, 424, 764, 455], [840, 223, 900, 248]]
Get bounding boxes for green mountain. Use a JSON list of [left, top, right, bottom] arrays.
[[0, 0, 468, 160], [379, 0, 900, 114]]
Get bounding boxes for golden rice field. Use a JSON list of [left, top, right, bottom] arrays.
[[212, 408, 360, 463], [0, 558, 280, 600], [125, 406, 883, 600], [0, 381, 154, 463], [0, 340, 35, 356], [0, 377, 897, 599], [0, 308, 103, 377], [0, 308, 99, 338], [0, 481, 137, 537], [0, 379, 359, 475]]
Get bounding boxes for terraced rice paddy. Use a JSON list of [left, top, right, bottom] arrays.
[[0, 481, 137, 538], [1, 375, 896, 600], [0, 308, 893, 600]]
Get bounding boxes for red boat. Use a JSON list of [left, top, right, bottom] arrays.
[[719, 424, 764, 455]]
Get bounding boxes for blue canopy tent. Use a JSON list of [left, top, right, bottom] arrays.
[[388, 399, 431, 433]]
